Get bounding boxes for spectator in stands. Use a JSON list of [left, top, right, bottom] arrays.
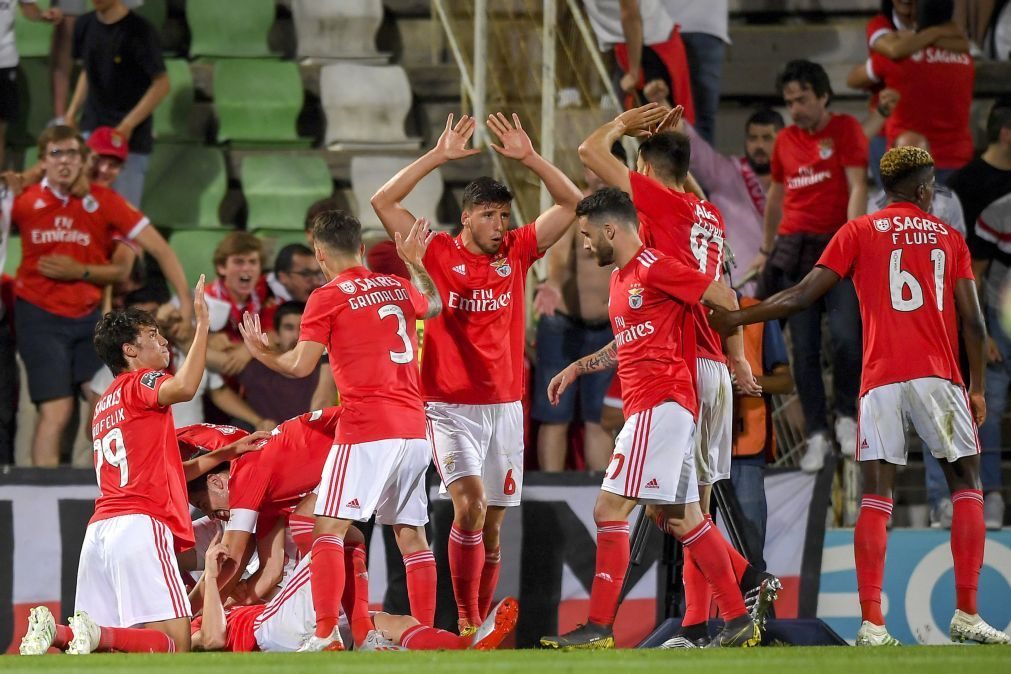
[[751, 60, 868, 473], [11, 125, 191, 466], [205, 232, 275, 377], [531, 146, 621, 472], [980, 0, 1010, 59], [0, 0, 62, 169], [661, 0, 728, 144], [84, 125, 127, 189], [237, 301, 324, 425], [848, 0, 974, 183], [941, 99, 1011, 529], [730, 294, 793, 569], [304, 196, 342, 246], [265, 243, 323, 303], [64, 0, 168, 206], [582, 0, 695, 121]]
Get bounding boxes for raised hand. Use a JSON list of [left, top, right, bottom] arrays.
[[193, 274, 208, 327], [435, 114, 482, 161], [486, 113, 535, 162], [654, 104, 684, 136], [615, 103, 672, 138], [395, 217, 435, 269], [238, 311, 271, 361]]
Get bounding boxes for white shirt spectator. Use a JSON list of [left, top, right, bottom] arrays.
[[0, 0, 34, 68], [867, 185, 967, 238], [661, 0, 729, 43], [265, 271, 292, 303], [582, 0, 674, 50]]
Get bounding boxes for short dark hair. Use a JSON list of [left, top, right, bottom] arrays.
[[986, 99, 1011, 144], [273, 301, 305, 332], [776, 59, 833, 102], [185, 450, 229, 496], [462, 176, 512, 210], [575, 187, 638, 230], [880, 146, 935, 193], [917, 0, 954, 30], [637, 131, 691, 183], [746, 108, 785, 131], [274, 243, 314, 274], [123, 274, 170, 307], [312, 209, 362, 255], [93, 307, 158, 375], [610, 140, 627, 165], [305, 196, 342, 232]]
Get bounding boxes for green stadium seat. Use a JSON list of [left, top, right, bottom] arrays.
[[213, 60, 307, 146], [141, 144, 228, 229], [242, 154, 332, 231], [133, 0, 167, 34], [3, 235, 22, 277], [14, 0, 53, 59], [186, 0, 274, 59], [168, 229, 232, 285], [22, 146, 38, 170], [152, 59, 196, 142], [255, 229, 313, 266], [10, 58, 53, 145]]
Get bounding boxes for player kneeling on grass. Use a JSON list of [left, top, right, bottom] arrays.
[[539, 189, 760, 650], [20, 277, 211, 655], [190, 531, 519, 652], [709, 146, 1010, 647]]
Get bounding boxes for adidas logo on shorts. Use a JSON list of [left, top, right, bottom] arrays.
[[861, 439, 869, 449], [345, 498, 361, 509], [644, 478, 659, 489]]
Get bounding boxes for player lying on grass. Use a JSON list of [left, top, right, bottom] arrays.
[[190, 533, 519, 652]]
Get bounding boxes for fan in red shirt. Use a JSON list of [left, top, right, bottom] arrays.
[[239, 212, 443, 651], [19, 276, 211, 657], [369, 112, 582, 630], [711, 146, 1010, 646], [539, 188, 758, 650]]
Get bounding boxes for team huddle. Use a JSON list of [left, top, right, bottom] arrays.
[[16, 101, 1010, 655]]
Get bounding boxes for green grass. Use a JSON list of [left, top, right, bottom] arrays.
[[2, 647, 1010, 674]]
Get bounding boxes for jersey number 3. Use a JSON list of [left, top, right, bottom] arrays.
[[379, 304, 415, 364]]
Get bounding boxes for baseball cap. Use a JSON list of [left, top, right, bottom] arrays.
[[86, 126, 129, 162]]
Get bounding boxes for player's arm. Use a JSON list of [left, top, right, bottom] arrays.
[[872, 24, 967, 60], [547, 340, 617, 405], [239, 312, 325, 378], [955, 277, 988, 425], [158, 276, 210, 406], [578, 103, 671, 194], [371, 114, 481, 241], [191, 535, 228, 651], [720, 297, 764, 397], [245, 520, 288, 602], [710, 266, 840, 335], [395, 217, 443, 319], [133, 225, 195, 336], [310, 365, 337, 409], [844, 166, 867, 220], [182, 433, 269, 482]]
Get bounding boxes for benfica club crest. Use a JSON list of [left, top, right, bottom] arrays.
[[491, 258, 512, 278], [338, 280, 357, 294], [818, 138, 834, 160], [628, 286, 643, 309], [873, 218, 892, 232]]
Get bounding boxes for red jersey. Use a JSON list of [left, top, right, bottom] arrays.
[[771, 114, 868, 236], [176, 423, 249, 460], [816, 202, 974, 396], [610, 247, 712, 417], [867, 50, 974, 169], [629, 171, 727, 364], [12, 181, 148, 317], [420, 225, 542, 404], [227, 407, 341, 534], [300, 268, 427, 444], [90, 368, 194, 551], [866, 13, 895, 49]]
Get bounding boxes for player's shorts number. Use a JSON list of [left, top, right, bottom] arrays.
[[689, 223, 724, 281], [607, 452, 625, 480], [93, 427, 129, 489], [378, 304, 415, 364], [889, 248, 946, 313], [503, 469, 517, 496]]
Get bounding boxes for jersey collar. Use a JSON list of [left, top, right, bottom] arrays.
[[40, 177, 71, 206]]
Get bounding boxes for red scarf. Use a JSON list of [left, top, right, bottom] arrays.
[[206, 277, 264, 340], [737, 156, 767, 218]]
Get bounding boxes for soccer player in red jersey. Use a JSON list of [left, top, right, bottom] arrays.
[[19, 276, 210, 656], [710, 147, 1010, 646], [370, 113, 582, 631], [539, 188, 759, 650], [238, 212, 442, 651]]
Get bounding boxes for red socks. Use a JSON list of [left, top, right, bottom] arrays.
[[854, 495, 892, 625], [404, 550, 437, 627], [310, 534, 345, 638], [587, 521, 630, 626], [448, 524, 484, 626], [951, 489, 985, 615], [54, 624, 73, 650], [479, 547, 502, 620], [340, 539, 373, 644], [96, 626, 175, 653], [680, 520, 746, 621], [289, 514, 315, 557], [681, 547, 713, 625], [399, 624, 467, 650]]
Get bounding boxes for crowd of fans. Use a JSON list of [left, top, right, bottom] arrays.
[[0, 0, 1010, 542]]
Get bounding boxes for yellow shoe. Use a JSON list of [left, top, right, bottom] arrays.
[[540, 622, 614, 651]]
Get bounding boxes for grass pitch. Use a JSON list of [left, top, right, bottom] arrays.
[[2, 647, 1009, 674]]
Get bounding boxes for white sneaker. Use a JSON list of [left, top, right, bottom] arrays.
[[930, 498, 953, 529], [66, 611, 100, 655], [949, 610, 1011, 644], [800, 433, 831, 473], [19, 606, 56, 655], [297, 625, 344, 652], [358, 630, 407, 651], [984, 492, 1004, 530], [855, 621, 901, 646], [835, 417, 857, 457]]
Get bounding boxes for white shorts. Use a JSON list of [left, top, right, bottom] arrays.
[[426, 401, 524, 507], [695, 358, 733, 485], [857, 377, 981, 465], [75, 514, 191, 628], [602, 401, 699, 505], [314, 438, 430, 526], [253, 554, 350, 652]]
